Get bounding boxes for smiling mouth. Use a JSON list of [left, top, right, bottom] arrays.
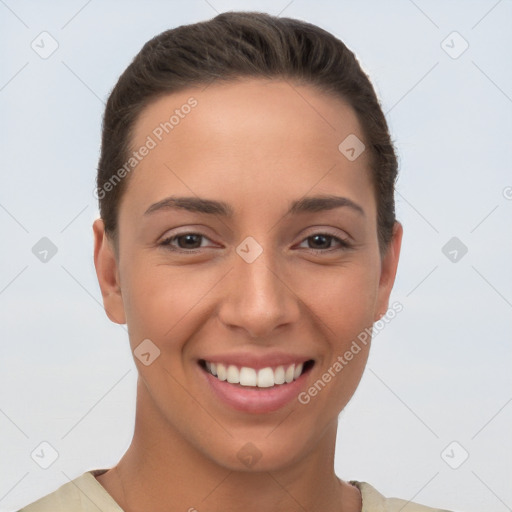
[[199, 359, 315, 388]]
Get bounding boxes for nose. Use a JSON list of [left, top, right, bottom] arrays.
[[217, 243, 301, 339]]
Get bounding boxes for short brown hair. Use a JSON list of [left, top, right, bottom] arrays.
[[97, 11, 398, 253]]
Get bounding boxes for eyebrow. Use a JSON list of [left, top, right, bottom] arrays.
[[144, 194, 365, 217]]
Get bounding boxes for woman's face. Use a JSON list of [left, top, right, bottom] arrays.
[[94, 78, 402, 471]]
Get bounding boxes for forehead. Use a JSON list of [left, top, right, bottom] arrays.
[[123, 78, 375, 220]]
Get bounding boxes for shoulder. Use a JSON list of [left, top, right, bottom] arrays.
[[351, 481, 454, 512], [17, 470, 123, 512]]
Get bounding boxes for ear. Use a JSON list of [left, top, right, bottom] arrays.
[[93, 218, 126, 324], [374, 221, 403, 322]]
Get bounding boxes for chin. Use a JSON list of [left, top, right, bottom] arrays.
[[199, 426, 321, 474]]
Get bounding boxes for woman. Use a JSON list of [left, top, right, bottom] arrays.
[[19, 11, 453, 512]]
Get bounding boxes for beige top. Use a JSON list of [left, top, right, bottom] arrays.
[[18, 469, 453, 512]]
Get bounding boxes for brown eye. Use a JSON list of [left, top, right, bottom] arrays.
[[298, 233, 352, 252], [160, 233, 214, 251], [175, 234, 203, 249], [308, 234, 333, 250]]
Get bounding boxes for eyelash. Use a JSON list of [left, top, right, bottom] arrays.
[[159, 231, 353, 254]]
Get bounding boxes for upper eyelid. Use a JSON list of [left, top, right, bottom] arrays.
[[161, 224, 349, 240]]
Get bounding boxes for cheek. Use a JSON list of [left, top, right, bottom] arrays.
[[292, 259, 378, 401], [294, 267, 377, 421], [293, 258, 380, 337], [120, 256, 221, 349]]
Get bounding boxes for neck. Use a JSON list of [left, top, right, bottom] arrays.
[[96, 379, 361, 512]]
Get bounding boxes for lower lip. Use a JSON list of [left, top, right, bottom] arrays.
[[200, 365, 311, 414]]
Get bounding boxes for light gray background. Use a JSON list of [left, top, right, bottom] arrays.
[[1, 1, 511, 511]]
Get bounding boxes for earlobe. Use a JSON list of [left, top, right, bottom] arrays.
[[92, 218, 126, 324], [374, 221, 403, 322]]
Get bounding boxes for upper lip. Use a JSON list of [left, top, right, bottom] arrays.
[[198, 351, 314, 370]]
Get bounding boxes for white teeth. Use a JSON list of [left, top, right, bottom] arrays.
[[216, 363, 227, 381], [226, 365, 239, 384], [204, 361, 307, 387], [257, 367, 275, 388], [239, 367, 257, 386], [274, 365, 285, 385]]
